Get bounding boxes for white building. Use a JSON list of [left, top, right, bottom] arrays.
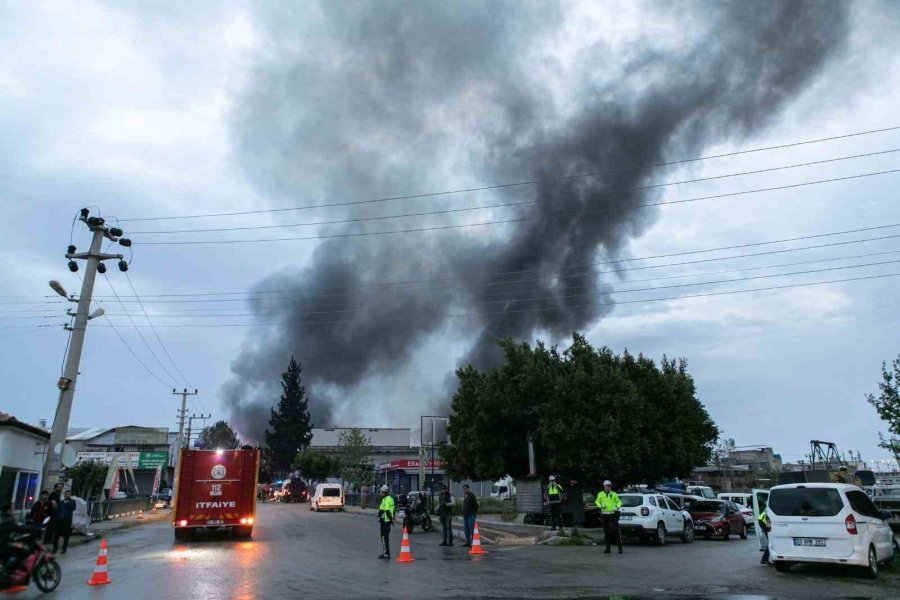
[[0, 413, 49, 513]]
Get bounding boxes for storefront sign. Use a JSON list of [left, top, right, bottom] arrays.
[[77, 451, 168, 470], [376, 459, 443, 470]]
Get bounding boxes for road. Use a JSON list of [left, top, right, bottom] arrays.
[[24, 502, 898, 599]]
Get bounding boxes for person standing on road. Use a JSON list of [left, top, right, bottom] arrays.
[[461, 484, 479, 548], [360, 484, 369, 510], [44, 483, 62, 545], [595, 480, 623, 554], [53, 490, 76, 554], [377, 485, 395, 560], [547, 476, 564, 532], [758, 503, 771, 565], [437, 485, 455, 546]]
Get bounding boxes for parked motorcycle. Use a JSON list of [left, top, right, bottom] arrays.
[[0, 518, 61, 593], [401, 492, 433, 533]]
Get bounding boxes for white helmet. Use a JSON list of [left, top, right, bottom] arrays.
[[603, 480, 612, 486], [380, 485, 389, 493], [548, 475, 556, 481]]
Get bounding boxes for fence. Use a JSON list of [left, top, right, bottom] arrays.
[[87, 497, 152, 522]]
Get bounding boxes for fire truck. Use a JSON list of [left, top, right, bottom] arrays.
[[172, 447, 260, 540]]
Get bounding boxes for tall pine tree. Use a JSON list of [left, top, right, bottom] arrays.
[[266, 356, 313, 476]]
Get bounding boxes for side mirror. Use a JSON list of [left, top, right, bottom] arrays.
[[880, 510, 893, 521]]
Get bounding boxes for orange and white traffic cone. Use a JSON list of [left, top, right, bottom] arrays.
[[396, 527, 415, 563], [468, 521, 487, 555], [86, 539, 112, 585]]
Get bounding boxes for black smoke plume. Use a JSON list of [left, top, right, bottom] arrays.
[[224, 1, 849, 442]]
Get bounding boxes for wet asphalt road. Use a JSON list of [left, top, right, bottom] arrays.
[[24, 502, 898, 599]]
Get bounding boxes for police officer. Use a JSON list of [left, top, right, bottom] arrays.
[[758, 504, 771, 565], [547, 476, 564, 532], [377, 484, 395, 559], [595, 480, 623, 554]]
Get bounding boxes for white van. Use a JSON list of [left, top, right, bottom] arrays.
[[766, 483, 895, 579], [310, 483, 344, 512]]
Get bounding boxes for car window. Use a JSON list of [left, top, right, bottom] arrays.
[[648, 496, 657, 507], [619, 495, 643, 507], [845, 490, 881, 518], [663, 497, 678, 511], [323, 488, 341, 497], [769, 487, 843, 517], [689, 500, 723, 513]]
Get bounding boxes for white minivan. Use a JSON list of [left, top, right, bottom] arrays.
[[766, 483, 895, 578], [309, 483, 344, 512]]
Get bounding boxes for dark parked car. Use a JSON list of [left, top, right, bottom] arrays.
[[688, 499, 747, 540]]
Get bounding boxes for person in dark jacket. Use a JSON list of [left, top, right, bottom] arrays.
[[44, 483, 62, 544], [29, 492, 49, 527], [0, 503, 31, 581], [53, 490, 76, 554], [437, 485, 455, 546], [461, 485, 479, 547]]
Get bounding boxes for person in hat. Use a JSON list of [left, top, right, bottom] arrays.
[[595, 480, 623, 554], [547, 476, 564, 532], [377, 485, 395, 559]]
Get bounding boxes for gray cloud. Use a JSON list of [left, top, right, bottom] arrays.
[[223, 0, 850, 442]]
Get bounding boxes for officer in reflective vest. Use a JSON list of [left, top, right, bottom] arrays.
[[547, 476, 564, 531], [758, 508, 771, 565], [595, 480, 623, 554], [377, 485, 395, 559]]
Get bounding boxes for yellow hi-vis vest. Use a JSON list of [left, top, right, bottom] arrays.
[[379, 495, 395, 522], [595, 490, 621, 514]]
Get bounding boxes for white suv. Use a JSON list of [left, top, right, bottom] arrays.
[[767, 483, 895, 579], [618, 493, 694, 545]]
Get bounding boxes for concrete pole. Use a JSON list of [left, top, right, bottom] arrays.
[[41, 228, 104, 492]]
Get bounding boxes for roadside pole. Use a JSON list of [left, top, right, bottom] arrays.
[[41, 209, 129, 492], [174, 388, 198, 448]]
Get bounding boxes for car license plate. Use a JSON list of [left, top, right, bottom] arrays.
[[619, 514, 632, 520], [793, 537, 826, 547], [207, 519, 224, 526]]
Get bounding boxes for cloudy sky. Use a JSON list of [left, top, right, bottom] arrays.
[[2, 0, 899, 470]]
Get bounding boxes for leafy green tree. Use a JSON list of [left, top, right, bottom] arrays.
[[65, 460, 108, 500], [293, 450, 336, 484], [336, 428, 376, 491], [197, 420, 241, 450], [866, 355, 900, 462], [266, 356, 314, 476], [442, 334, 718, 486]]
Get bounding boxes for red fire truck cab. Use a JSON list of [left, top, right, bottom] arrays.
[[173, 447, 259, 540]]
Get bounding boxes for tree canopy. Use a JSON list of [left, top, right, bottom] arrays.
[[65, 460, 107, 500], [441, 334, 719, 486], [294, 450, 337, 484], [336, 428, 376, 491], [197, 420, 241, 450], [866, 354, 900, 461], [266, 356, 314, 475]]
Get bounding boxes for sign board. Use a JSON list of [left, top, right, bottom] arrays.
[[77, 451, 168, 469], [376, 459, 443, 471]]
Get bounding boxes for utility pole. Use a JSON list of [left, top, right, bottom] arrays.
[[186, 413, 211, 449], [173, 388, 198, 448], [41, 209, 130, 493]]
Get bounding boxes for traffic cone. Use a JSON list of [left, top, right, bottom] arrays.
[[396, 527, 415, 563], [468, 521, 487, 555], [86, 539, 112, 585]]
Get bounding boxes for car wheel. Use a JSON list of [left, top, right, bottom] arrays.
[[721, 523, 730, 541], [523, 514, 534, 524], [739, 523, 748, 540], [864, 545, 879, 580], [655, 522, 666, 546], [773, 561, 792, 573], [680, 521, 694, 544]]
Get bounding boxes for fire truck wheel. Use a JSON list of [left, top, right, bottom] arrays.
[[235, 526, 253, 539]]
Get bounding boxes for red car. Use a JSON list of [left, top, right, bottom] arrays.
[[688, 499, 748, 540]]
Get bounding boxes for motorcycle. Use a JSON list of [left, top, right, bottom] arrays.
[[401, 492, 433, 534], [0, 518, 61, 593]]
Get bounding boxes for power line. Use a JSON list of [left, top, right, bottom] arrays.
[[123, 271, 194, 389], [0, 325, 56, 338], [87, 271, 900, 328], [135, 169, 900, 245], [103, 274, 181, 387], [95, 228, 900, 305], [119, 125, 900, 222], [128, 148, 900, 235], [95, 248, 900, 317]]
